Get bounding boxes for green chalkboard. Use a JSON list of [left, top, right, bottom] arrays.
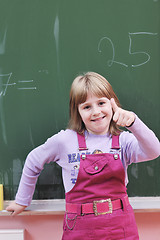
[[0, 0, 159, 200]]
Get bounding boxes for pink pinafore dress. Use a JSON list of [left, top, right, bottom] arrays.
[[62, 134, 139, 240]]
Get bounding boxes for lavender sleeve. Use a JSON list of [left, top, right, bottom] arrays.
[[15, 134, 61, 206], [121, 115, 160, 166]]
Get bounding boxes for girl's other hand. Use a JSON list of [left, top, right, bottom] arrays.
[[110, 98, 135, 127], [6, 201, 27, 216]]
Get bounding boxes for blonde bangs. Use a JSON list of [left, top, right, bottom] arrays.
[[70, 72, 112, 106]]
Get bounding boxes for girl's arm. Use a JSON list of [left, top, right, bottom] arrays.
[[111, 98, 160, 163], [123, 115, 160, 163], [6, 133, 61, 214]]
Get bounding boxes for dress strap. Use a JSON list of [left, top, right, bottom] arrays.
[[111, 135, 120, 149], [77, 133, 88, 151], [77, 133, 120, 151]]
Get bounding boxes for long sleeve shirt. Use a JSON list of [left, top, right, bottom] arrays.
[[15, 115, 160, 206]]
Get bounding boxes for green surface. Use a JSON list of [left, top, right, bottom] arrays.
[[0, 0, 159, 199]]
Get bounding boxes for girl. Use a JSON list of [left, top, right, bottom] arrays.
[[7, 72, 160, 239]]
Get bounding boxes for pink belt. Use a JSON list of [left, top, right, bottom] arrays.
[[66, 196, 129, 216]]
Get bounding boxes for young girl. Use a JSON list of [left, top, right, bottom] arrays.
[[7, 72, 160, 239]]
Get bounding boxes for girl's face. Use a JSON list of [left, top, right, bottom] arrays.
[[78, 93, 113, 135]]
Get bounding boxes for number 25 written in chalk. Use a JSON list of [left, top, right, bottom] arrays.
[[98, 32, 158, 68]]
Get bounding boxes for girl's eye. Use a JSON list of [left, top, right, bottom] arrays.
[[84, 105, 90, 110], [99, 101, 105, 106]]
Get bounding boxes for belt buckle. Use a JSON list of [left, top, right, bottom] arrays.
[[93, 199, 112, 216]]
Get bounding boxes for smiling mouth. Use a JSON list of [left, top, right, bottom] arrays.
[[91, 116, 105, 122]]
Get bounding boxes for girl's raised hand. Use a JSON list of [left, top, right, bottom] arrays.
[[110, 98, 135, 127]]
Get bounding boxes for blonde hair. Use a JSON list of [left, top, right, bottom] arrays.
[[68, 72, 121, 135]]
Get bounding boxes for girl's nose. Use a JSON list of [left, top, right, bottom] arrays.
[[92, 106, 101, 115]]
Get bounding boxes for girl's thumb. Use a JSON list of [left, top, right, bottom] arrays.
[[110, 98, 118, 112]]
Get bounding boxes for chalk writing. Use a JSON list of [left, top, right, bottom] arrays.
[[18, 80, 36, 90], [98, 37, 128, 68], [128, 32, 158, 67], [0, 73, 36, 96], [38, 69, 49, 74], [98, 32, 158, 68], [0, 72, 13, 96]]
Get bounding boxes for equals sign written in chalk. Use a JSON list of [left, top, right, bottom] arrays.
[[17, 80, 37, 90]]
